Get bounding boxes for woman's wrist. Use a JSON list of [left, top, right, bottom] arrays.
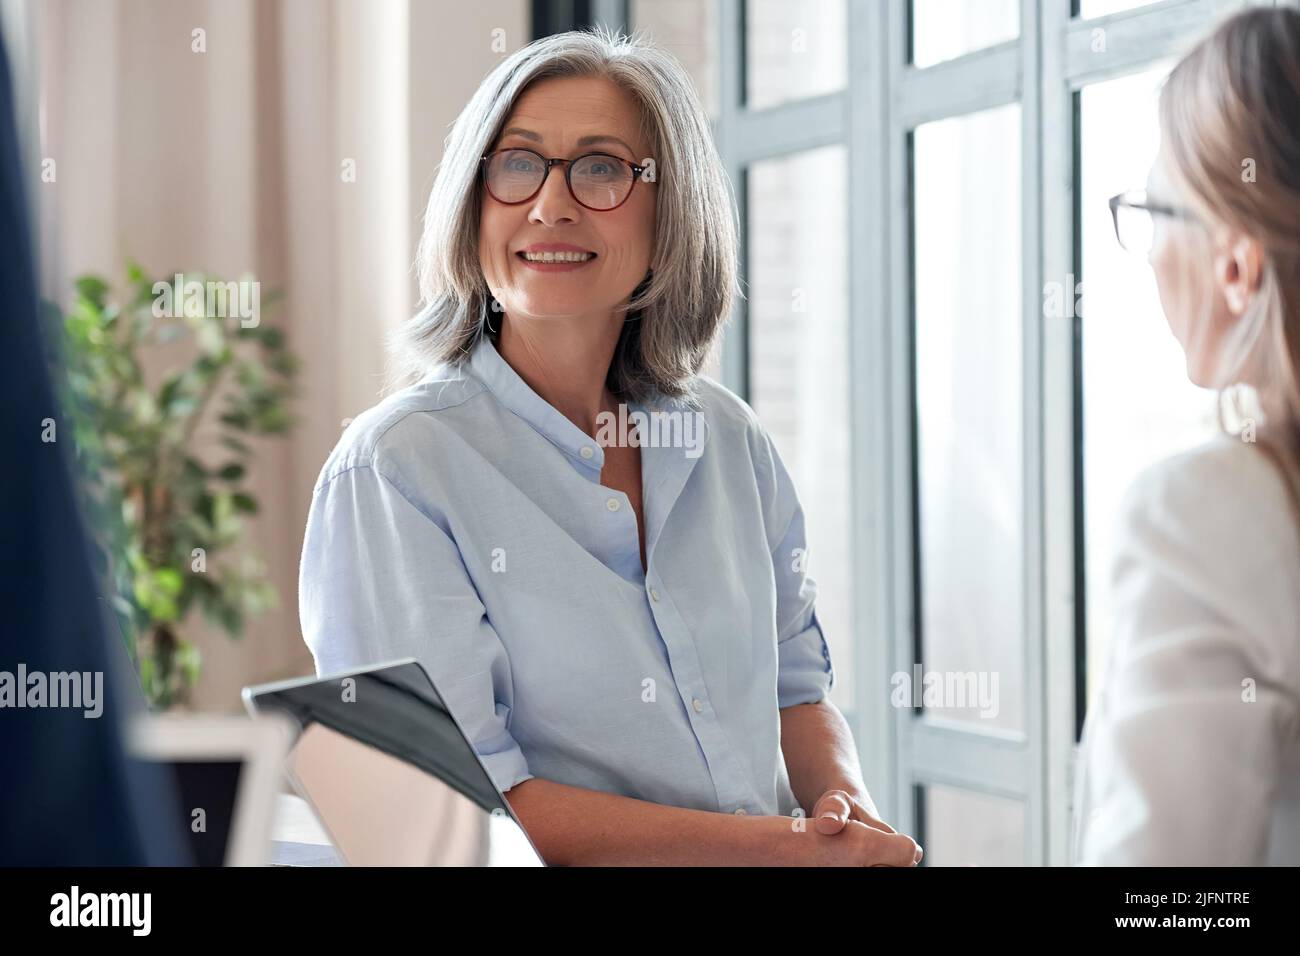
[[729, 812, 806, 866]]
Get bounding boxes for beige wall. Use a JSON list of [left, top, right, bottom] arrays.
[[33, 0, 530, 711]]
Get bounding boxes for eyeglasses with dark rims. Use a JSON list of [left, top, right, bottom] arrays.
[[1107, 190, 1198, 255], [480, 148, 654, 212]]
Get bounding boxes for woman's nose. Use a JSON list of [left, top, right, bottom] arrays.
[[528, 164, 580, 225]]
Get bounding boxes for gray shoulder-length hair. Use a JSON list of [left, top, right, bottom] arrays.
[[390, 26, 740, 403]]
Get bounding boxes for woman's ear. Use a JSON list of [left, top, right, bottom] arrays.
[[1212, 232, 1264, 316]]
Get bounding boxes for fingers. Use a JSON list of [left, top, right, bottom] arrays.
[[810, 790, 924, 864], [868, 829, 924, 867], [813, 790, 852, 834], [851, 799, 898, 835], [840, 791, 898, 834]]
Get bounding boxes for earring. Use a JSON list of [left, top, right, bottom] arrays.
[[483, 295, 500, 335]]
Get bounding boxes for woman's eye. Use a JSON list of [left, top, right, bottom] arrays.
[[584, 159, 619, 178]]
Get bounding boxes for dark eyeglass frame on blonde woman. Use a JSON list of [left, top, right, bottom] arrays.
[[1107, 189, 1198, 255]]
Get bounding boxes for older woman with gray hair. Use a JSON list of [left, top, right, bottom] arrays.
[[300, 27, 921, 867]]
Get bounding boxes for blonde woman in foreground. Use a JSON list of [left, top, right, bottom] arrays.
[[1074, 7, 1300, 865]]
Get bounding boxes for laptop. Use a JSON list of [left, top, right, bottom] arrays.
[[242, 658, 545, 866], [126, 712, 296, 866]]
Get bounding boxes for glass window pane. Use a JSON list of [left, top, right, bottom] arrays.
[[745, 0, 847, 110], [911, 0, 1019, 69], [748, 146, 852, 714], [921, 784, 1025, 866], [1078, 0, 1159, 19], [631, 0, 719, 120], [913, 104, 1023, 731], [1078, 66, 1219, 712]]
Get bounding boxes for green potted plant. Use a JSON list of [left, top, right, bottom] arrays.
[[50, 262, 298, 709]]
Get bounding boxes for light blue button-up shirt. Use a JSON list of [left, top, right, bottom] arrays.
[[299, 334, 835, 816]]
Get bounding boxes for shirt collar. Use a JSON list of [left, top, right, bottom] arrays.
[[464, 334, 708, 474]]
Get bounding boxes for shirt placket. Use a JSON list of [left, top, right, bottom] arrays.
[[639, 433, 763, 816]]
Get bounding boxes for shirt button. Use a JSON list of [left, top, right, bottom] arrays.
[[605, 497, 621, 512], [580, 446, 594, 460], [692, 699, 703, 713], [649, 588, 661, 602]]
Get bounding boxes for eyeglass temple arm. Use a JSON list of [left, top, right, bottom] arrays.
[[1111, 192, 1193, 220]]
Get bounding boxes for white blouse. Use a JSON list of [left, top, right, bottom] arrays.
[[1073, 436, 1300, 865]]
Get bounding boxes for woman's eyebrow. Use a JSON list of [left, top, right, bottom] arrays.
[[498, 127, 636, 156], [575, 134, 636, 155], [499, 126, 542, 143]]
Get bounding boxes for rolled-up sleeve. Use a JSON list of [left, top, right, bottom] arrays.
[[299, 460, 534, 793], [752, 426, 835, 709]]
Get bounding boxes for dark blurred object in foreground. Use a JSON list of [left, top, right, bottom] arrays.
[[0, 23, 186, 866]]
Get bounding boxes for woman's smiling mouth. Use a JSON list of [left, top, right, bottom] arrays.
[[516, 243, 598, 271]]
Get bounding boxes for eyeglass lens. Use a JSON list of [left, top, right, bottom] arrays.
[[1115, 203, 1156, 254]]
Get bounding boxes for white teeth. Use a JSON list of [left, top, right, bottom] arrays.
[[521, 250, 594, 263]]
